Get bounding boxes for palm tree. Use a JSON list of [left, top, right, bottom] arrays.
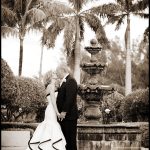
[[40, 0, 110, 84], [1, 0, 46, 76], [91, 0, 149, 95], [39, 44, 44, 79]]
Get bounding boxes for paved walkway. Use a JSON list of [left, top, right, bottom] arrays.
[[1, 131, 30, 150]]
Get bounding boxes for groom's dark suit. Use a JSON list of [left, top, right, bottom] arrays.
[[57, 75, 78, 150]]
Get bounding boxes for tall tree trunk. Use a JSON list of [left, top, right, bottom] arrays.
[[73, 16, 81, 84], [18, 37, 24, 76], [119, 70, 124, 86], [125, 15, 132, 96], [18, 0, 32, 76], [39, 45, 44, 79]]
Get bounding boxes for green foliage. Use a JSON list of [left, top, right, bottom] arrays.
[[139, 123, 149, 148], [106, 39, 125, 87], [102, 91, 125, 122], [1, 59, 47, 122], [35, 105, 47, 122], [120, 88, 149, 122], [7, 77, 47, 122], [14, 76, 47, 112], [1, 58, 19, 105], [2, 77, 47, 122], [132, 61, 149, 90]]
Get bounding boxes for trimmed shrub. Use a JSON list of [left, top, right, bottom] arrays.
[[1, 58, 19, 104], [120, 88, 149, 122], [10, 77, 47, 122]]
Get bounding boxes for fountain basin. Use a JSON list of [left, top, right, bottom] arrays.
[[85, 46, 102, 55], [77, 123, 141, 150]]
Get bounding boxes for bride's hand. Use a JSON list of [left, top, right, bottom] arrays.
[[57, 112, 61, 118]]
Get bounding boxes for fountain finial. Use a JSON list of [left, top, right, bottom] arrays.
[[90, 39, 98, 47]]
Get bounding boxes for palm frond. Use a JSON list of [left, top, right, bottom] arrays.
[[1, 0, 14, 7], [27, 21, 45, 33], [131, 0, 149, 12], [42, 0, 74, 17], [105, 13, 127, 29], [42, 18, 65, 48], [1, 26, 18, 38], [125, 0, 133, 11], [1, 5, 17, 27], [116, 0, 125, 6], [63, 17, 76, 55], [13, 0, 28, 16], [115, 14, 126, 30], [84, 14, 110, 49], [106, 14, 121, 25], [90, 3, 121, 17], [143, 26, 149, 42], [26, 8, 46, 25], [68, 0, 88, 12], [133, 12, 149, 18]]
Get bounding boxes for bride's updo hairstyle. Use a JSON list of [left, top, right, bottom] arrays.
[[43, 70, 55, 89]]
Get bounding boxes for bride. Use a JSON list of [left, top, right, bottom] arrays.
[[26, 72, 66, 150]]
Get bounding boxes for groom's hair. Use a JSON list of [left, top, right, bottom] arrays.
[[57, 63, 71, 74]]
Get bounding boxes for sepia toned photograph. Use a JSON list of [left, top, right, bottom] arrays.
[[1, 0, 149, 150]]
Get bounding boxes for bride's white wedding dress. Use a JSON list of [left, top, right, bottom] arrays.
[[26, 94, 66, 150]]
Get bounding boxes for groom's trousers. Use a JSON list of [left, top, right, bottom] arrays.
[[60, 119, 77, 150]]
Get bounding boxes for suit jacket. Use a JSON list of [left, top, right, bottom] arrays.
[[56, 75, 78, 120]]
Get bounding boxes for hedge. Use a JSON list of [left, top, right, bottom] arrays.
[[12, 77, 47, 122], [1, 58, 48, 122], [120, 88, 149, 122], [15, 77, 46, 110], [1, 58, 19, 104]]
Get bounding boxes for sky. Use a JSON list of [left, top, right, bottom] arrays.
[[1, 0, 149, 78]]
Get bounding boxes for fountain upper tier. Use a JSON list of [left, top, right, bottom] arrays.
[[78, 84, 114, 102], [80, 63, 105, 75], [85, 46, 102, 55]]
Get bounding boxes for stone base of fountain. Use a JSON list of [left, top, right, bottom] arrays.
[[77, 123, 141, 150]]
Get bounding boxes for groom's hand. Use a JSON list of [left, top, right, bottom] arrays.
[[59, 112, 67, 121]]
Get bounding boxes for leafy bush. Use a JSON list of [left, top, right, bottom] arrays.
[[5, 77, 47, 122], [1, 59, 48, 122], [15, 76, 47, 112], [139, 123, 149, 148], [102, 91, 124, 122], [1, 58, 19, 104], [120, 88, 149, 122]]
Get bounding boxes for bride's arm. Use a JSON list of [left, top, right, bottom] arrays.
[[48, 84, 60, 116]]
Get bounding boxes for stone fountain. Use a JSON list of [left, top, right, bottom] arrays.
[[78, 39, 114, 124], [77, 39, 141, 150]]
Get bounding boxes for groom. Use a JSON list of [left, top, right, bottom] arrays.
[[56, 64, 78, 150]]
